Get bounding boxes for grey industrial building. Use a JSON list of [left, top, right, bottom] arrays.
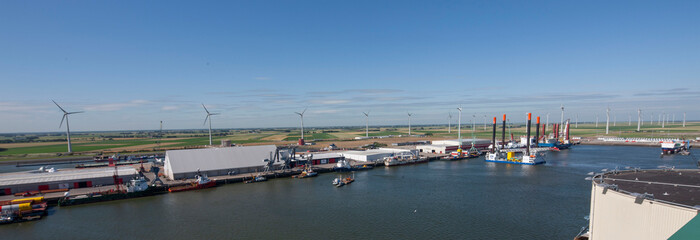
[[163, 145, 279, 180], [0, 167, 137, 195]]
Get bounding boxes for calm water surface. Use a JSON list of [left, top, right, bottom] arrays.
[[2, 145, 696, 239]]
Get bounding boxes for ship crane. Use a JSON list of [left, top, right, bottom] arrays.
[[109, 157, 122, 192]]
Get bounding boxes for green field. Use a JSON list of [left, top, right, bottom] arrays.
[[1, 122, 698, 160], [283, 132, 336, 141]]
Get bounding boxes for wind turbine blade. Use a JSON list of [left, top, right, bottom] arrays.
[[52, 100, 67, 113], [302, 108, 307, 115], [68, 111, 84, 114], [211, 113, 220, 115], [202, 104, 210, 114], [59, 114, 66, 128], [203, 115, 209, 126], [295, 112, 302, 116]]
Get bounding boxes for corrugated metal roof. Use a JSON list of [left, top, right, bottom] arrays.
[[341, 148, 412, 156], [165, 145, 278, 174], [0, 167, 137, 186]]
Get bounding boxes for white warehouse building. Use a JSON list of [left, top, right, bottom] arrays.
[[163, 145, 279, 180], [340, 148, 418, 162]]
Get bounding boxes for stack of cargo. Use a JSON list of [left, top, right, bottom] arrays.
[[0, 196, 48, 224]]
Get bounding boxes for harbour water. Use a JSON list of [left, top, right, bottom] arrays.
[[2, 145, 696, 239]]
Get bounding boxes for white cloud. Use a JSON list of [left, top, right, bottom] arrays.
[[310, 99, 350, 105], [84, 100, 149, 111], [161, 106, 179, 111]]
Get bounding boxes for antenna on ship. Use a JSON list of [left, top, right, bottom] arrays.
[[202, 103, 219, 146], [52, 100, 83, 153], [295, 107, 307, 145]]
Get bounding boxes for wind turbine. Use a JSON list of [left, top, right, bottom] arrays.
[[628, 114, 631, 126], [407, 113, 413, 136], [457, 106, 462, 149], [202, 104, 219, 146], [53, 100, 83, 153], [295, 108, 307, 142], [483, 115, 487, 131], [560, 104, 564, 138], [448, 112, 452, 134], [596, 114, 599, 128], [637, 109, 641, 131], [605, 107, 610, 134], [683, 112, 686, 127], [363, 111, 370, 137]]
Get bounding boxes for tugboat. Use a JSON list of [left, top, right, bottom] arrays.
[[342, 173, 355, 185], [168, 174, 216, 192], [333, 159, 353, 172], [245, 174, 267, 183], [294, 165, 319, 178], [332, 177, 344, 187]]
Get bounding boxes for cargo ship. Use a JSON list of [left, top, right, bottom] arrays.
[[168, 175, 216, 192], [59, 177, 165, 206], [0, 197, 49, 224]]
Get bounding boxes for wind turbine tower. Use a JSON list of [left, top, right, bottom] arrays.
[[606, 107, 610, 134], [407, 113, 413, 136], [457, 107, 462, 149], [628, 114, 631, 126], [683, 112, 686, 127], [661, 112, 665, 128], [52, 100, 83, 153], [295, 108, 307, 145], [637, 109, 641, 131], [363, 111, 370, 137], [575, 114, 578, 128], [448, 112, 452, 134], [560, 105, 564, 138], [202, 104, 219, 146], [596, 114, 599, 128]]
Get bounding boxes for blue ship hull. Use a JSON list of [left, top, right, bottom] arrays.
[[484, 159, 546, 165], [538, 142, 572, 149]]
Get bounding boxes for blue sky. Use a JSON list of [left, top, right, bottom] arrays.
[[1, 1, 698, 133]]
